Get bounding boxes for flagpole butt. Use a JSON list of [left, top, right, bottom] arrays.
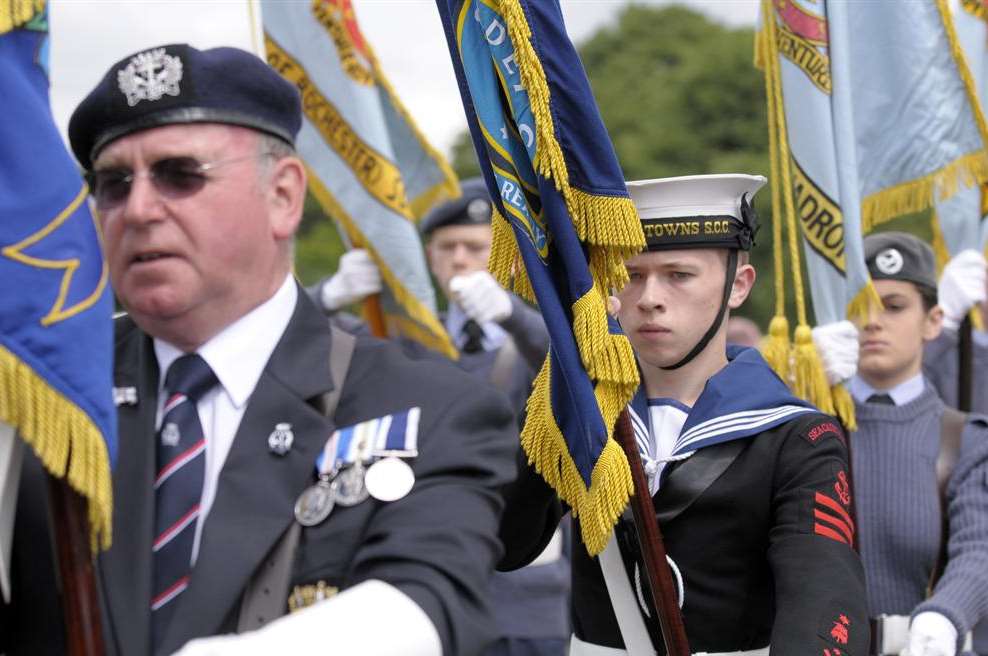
[[47, 475, 105, 656], [614, 409, 691, 656]]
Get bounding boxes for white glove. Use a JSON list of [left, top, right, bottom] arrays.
[[171, 580, 440, 656], [938, 249, 987, 331], [319, 249, 383, 311], [811, 320, 859, 386], [900, 612, 958, 656], [449, 270, 513, 324]]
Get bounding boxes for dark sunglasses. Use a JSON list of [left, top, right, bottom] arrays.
[[84, 154, 261, 209]]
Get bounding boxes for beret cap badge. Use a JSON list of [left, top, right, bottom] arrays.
[[117, 48, 183, 107], [874, 248, 904, 275]]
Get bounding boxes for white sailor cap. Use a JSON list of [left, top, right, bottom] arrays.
[[626, 174, 767, 251]]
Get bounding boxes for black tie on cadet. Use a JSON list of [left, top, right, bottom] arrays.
[[624, 174, 767, 370]]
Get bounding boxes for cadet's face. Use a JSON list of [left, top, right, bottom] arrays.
[[426, 224, 492, 297], [853, 279, 943, 388], [94, 123, 293, 350], [617, 249, 735, 369]]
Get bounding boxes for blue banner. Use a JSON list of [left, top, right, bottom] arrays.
[[0, 6, 115, 547], [437, 0, 645, 555]]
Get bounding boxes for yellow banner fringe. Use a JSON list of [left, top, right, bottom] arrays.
[[0, 0, 44, 35], [0, 344, 112, 551]]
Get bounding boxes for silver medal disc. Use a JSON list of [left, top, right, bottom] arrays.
[[365, 457, 415, 502], [334, 463, 370, 507], [294, 479, 335, 527]]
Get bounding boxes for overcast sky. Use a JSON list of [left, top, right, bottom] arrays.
[[49, 0, 757, 158]]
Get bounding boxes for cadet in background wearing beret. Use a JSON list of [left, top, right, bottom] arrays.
[[922, 249, 988, 415], [815, 232, 988, 656], [312, 178, 571, 656], [4, 44, 516, 656], [499, 174, 869, 655]]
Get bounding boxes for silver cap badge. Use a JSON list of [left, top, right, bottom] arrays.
[[268, 422, 295, 456], [117, 47, 183, 107]]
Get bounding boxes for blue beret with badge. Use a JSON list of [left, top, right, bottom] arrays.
[[626, 174, 766, 252], [420, 177, 493, 237], [68, 43, 302, 170]]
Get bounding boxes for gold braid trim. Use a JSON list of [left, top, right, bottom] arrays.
[[520, 356, 634, 556], [0, 0, 44, 34], [306, 167, 458, 359], [0, 344, 112, 551]]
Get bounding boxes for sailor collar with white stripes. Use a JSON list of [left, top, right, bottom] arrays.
[[628, 345, 816, 464]]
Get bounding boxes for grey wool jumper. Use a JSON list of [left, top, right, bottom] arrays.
[[852, 383, 988, 651]]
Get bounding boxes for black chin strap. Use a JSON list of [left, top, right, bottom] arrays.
[[661, 249, 739, 371]]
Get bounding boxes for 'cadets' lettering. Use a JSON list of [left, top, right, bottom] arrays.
[[791, 158, 846, 274]]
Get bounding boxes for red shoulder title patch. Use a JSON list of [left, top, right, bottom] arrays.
[[803, 421, 845, 447]]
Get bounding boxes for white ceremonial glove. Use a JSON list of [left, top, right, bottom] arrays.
[[319, 249, 383, 311], [900, 612, 958, 656], [811, 320, 860, 386], [171, 580, 441, 656], [938, 249, 987, 331], [449, 270, 513, 324]]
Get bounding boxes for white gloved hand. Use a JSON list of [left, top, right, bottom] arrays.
[[811, 320, 859, 386], [900, 612, 958, 656], [938, 249, 987, 331], [319, 249, 383, 311], [449, 270, 513, 324], [171, 581, 440, 656]]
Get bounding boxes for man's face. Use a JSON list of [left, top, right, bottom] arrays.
[[94, 123, 292, 348], [616, 249, 739, 369], [426, 223, 492, 298], [853, 278, 942, 387]]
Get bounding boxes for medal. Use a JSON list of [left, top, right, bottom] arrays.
[[294, 477, 336, 527], [333, 461, 369, 507], [365, 456, 415, 502]]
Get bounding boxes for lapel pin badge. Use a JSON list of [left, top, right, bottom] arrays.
[[268, 422, 294, 456]]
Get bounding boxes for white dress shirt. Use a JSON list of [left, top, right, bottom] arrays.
[[445, 302, 507, 352], [154, 274, 297, 561], [848, 371, 925, 406]]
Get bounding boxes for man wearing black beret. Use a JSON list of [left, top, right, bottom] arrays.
[[7, 43, 515, 656]]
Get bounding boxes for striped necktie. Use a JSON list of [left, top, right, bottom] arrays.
[[151, 353, 217, 646]]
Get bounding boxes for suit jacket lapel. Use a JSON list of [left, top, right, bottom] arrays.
[[100, 323, 158, 656], [653, 439, 747, 525], [158, 295, 337, 655]]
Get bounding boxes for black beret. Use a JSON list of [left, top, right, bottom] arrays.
[[420, 177, 492, 236], [68, 44, 301, 170], [864, 231, 938, 291]]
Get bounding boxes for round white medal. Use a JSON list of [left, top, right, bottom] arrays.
[[365, 457, 415, 502]]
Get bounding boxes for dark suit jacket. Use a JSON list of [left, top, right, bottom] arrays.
[[500, 412, 869, 655], [3, 288, 516, 656]]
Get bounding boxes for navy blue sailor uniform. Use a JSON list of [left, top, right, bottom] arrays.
[[500, 346, 870, 655]]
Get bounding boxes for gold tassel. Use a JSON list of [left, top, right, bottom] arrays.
[[761, 315, 792, 383], [571, 290, 639, 387], [831, 384, 857, 432], [792, 325, 835, 415], [0, 0, 44, 34]]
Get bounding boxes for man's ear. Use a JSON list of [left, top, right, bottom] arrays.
[[728, 262, 756, 310], [266, 156, 306, 240]]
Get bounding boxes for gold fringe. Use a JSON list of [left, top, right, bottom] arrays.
[[831, 383, 857, 432], [0, 344, 112, 551], [520, 357, 634, 556], [792, 325, 835, 414], [0, 0, 44, 34], [930, 209, 951, 275], [571, 289, 640, 387], [937, 0, 988, 148], [846, 280, 883, 323], [568, 189, 645, 251], [389, 315, 460, 361], [760, 315, 792, 384], [487, 207, 538, 304], [972, 307, 985, 331], [306, 167, 458, 360], [861, 151, 988, 231]]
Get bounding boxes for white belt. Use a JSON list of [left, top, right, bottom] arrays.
[[871, 614, 973, 655], [569, 634, 769, 656]]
